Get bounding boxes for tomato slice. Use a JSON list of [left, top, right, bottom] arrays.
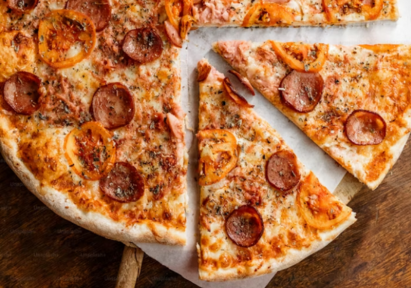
[[242, 3, 295, 27], [38, 9, 96, 68], [323, 0, 384, 23], [65, 121, 116, 180], [180, 15, 195, 40], [165, 0, 183, 29], [197, 129, 238, 186], [270, 41, 328, 72], [359, 44, 400, 53], [297, 172, 352, 230]]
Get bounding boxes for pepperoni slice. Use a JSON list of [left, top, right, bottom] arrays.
[[122, 28, 163, 64], [164, 20, 182, 48], [99, 162, 144, 203], [225, 205, 264, 248], [345, 110, 386, 145], [280, 70, 324, 113], [266, 150, 300, 191], [66, 0, 111, 32], [7, 0, 38, 13], [3, 72, 41, 115], [92, 83, 135, 129]]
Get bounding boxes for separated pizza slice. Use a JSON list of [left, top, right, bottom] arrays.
[[196, 59, 356, 281], [214, 41, 411, 190], [190, 0, 398, 27]]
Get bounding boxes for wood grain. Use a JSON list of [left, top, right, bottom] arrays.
[[115, 246, 144, 288], [1, 141, 411, 288]]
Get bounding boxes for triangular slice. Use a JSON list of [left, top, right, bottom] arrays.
[[196, 59, 356, 281], [191, 0, 398, 27], [214, 41, 411, 190]]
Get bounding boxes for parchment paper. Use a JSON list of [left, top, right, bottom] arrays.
[[138, 1, 411, 286]]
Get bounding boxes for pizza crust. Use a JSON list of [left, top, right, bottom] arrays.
[[197, 213, 356, 281], [0, 129, 186, 246]]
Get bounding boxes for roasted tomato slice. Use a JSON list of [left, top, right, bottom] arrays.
[[359, 44, 400, 53], [165, 0, 183, 29], [65, 121, 116, 180], [197, 129, 238, 186], [297, 172, 352, 230], [223, 77, 254, 108], [180, 15, 195, 40], [38, 10, 96, 68], [323, 0, 384, 22], [242, 3, 295, 27], [270, 41, 328, 72]]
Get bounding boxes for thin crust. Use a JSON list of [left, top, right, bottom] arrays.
[[214, 41, 411, 190], [197, 60, 356, 281]]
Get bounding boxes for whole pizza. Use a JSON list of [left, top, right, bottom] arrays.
[[0, 0, 407, 283]]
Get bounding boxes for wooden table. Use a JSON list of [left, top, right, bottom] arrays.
[[1, 142, 411, 288]]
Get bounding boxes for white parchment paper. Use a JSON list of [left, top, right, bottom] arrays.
[[138, 1, 411, 286]]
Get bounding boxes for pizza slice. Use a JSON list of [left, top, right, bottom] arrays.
[[0, 1, 187, 245], [214, 40, 411, 190], [196, 59, 356, 281], [191, 0, 398, 27]]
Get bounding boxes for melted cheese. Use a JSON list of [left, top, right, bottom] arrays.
[[193, 0, 398, 27], [0, 0, 187, 241], [198, 62, 355, 280], [215, 41, 411, 190]]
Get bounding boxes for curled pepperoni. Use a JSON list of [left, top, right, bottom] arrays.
[[280, 70, 324, 113], [266, 150, 300, 191], [164, 20, 182, 48], [7, 0, 38, 13], [229, 70, 255, 95], [122, 28, 163, 64], [3, 72, 41, 115], [225, 205, 264, 248], [92, 83, 135, 129], [66, 0, 111, 32], [345, 110, 386, 145], [99, 162, 145, 203]]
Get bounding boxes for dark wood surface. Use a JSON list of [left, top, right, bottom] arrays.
[[1, 141, 411, 288]]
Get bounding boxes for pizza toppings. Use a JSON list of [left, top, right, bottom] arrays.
[[225, 205, 264, 247], [164, 20, 183, 48], [345, 110, 386, 145], [323, 0, 384, 22], [266, 150, 300, 191], [197, 60, 212, 82], [66, 0, 111, 32], [198, 129, 237, 186], [3, 72, 41, 115], [242, 3, 295, 27], [228, 70, 255, 95], [122, 27, 163, 64], [99, 162, 144, 203], [92, 83, 135, 130], [38, 10, 96, 69], [180, 15, 195, 40], [270, 42, 328, 72], [297, 172, 351, 229], [7, 0, 38, 13], [165, 0, 183, 29], [280, 70, 324, 113], [223, 77, 254, 108], [64, 121, 116, 180]]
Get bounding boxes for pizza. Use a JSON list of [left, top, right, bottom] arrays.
[[193, 0, 398, 27], [196, 59, 356, 281], [0, 0, 189, 245], [214, 40, 411, 190]]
